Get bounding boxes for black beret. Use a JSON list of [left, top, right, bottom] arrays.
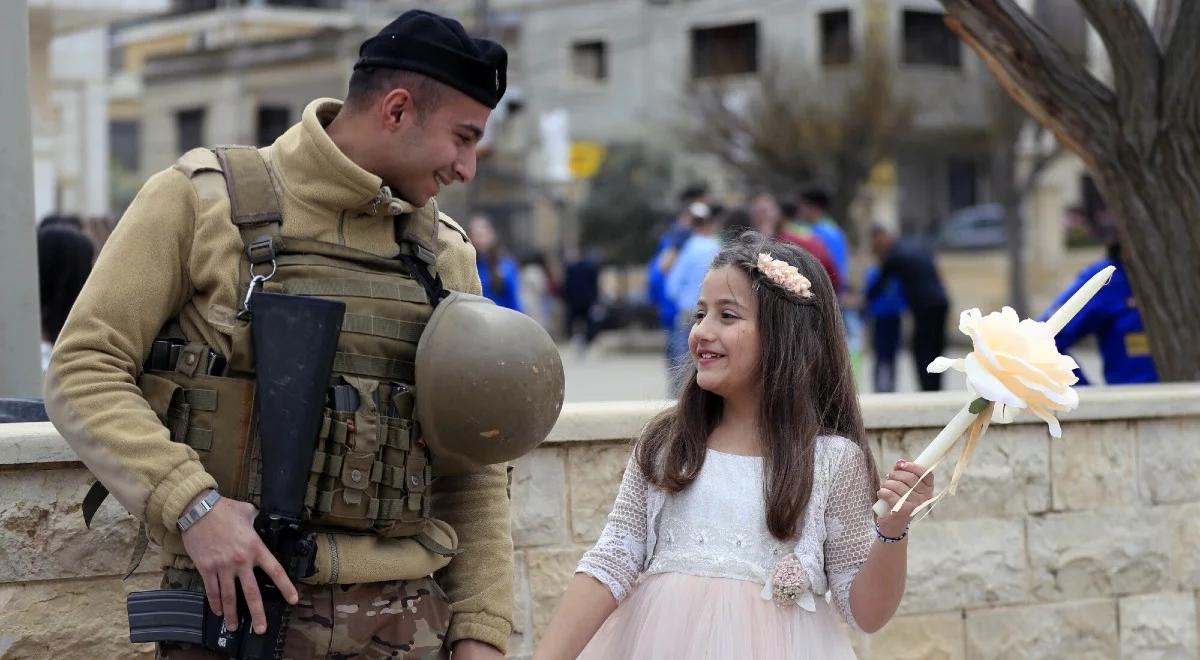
[[355, 10, 507, 109]]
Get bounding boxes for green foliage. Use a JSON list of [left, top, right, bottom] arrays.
[[578, 143, 673, 265]]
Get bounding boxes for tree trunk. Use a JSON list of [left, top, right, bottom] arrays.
[[940, 0, 1200, 381], [1087, 148, 1200, 381]]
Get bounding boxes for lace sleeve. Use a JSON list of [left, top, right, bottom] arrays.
[[576, 452, 649, 602], [823, 441, 875, 632]]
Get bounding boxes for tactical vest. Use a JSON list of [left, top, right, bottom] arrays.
[[134, 146, 446, 542]]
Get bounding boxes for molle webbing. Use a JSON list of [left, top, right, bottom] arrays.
[[331, 352, 415, 382], [340, 313, 426, 343], [274, 278, 428, 304]]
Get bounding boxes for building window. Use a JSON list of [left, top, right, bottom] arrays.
[[947, 157, 977, 211], [109, 120, 140, 172], [176, 108, 206, 153], [819, 10, 853, 67], [257, 105, 291, 146], [570, 40, 608, 83], [902, 10, 961, 68], [691, 22, 758, 79]]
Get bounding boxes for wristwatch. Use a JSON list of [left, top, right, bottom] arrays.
[[176, 489, 221, 532]]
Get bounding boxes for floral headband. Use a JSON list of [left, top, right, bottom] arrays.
[[755, 253, 813, 299]]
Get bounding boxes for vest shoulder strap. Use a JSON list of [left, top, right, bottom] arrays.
[[210, 146, 283, 271], [213, 146, 283, 229]]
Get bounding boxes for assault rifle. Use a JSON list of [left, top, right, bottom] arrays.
[[127, 292, 345, 659]]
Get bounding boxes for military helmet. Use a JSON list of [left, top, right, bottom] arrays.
[[415, 291, 565, 475]]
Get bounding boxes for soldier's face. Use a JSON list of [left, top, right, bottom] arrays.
[[384, 87, 490, 207]]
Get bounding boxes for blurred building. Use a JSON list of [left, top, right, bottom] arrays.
[[35, 0, 1109, 261], [505, 0, 1099, 236], [29, 0, 168, 224]]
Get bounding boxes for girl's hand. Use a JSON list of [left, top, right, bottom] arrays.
[[876, 459, 933, 537]]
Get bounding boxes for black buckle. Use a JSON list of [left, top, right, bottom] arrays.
[[246, 235, 277, 265]]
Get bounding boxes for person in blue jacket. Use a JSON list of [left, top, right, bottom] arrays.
[[469, 215, 524, 312], [648, 185, 709, 369], [1040, 240, 1158, 384], [796, 188, 850, 291], [864, 265, 906, 393]]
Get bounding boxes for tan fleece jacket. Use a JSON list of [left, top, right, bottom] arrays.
[[45, 99, 514, 651]]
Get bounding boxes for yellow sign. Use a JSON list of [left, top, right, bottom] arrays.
[[569, 142, 606, 179], [868, 160, 897, 186]]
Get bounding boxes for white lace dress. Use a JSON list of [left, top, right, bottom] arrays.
[[576, 436, 875, 659]]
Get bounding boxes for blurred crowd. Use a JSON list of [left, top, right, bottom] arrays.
[[642, 184, 952, 395], [34, 188, 1156, 395]]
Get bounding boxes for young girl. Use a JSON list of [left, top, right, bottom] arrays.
[[535, 232, 934, 659]]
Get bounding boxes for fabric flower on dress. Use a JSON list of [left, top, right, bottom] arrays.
[[756, 253, 813, 299], [927, 307, 1080, 437], [759, 554, 816, 611]]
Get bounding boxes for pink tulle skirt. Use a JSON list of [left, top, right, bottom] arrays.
[[578, 573, 857, 659]]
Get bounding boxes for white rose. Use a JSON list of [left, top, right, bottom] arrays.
[[928, 307, 1079, 437]]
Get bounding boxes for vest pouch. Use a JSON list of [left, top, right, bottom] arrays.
[[374, 412, 431, 539], [308, 408, 375, 532], [138, 370, 258, 501]]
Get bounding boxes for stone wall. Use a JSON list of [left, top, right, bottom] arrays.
[[2, 385, 1198, 659]]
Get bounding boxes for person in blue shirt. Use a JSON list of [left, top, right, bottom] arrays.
[[648, 185, 709, 370], [468, 215, 524, 312], [864, 265, 906, 393], [1040, 241, 1157, 385], [664, 207, 722, 394], [797, 188, 850, 291]]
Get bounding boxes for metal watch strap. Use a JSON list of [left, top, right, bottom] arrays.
[[177, 489, 221, 532]]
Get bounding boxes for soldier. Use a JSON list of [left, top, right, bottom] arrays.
[[45, 10, 562, 659]]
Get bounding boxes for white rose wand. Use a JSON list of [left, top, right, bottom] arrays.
[[872, 265, 1117, 519]]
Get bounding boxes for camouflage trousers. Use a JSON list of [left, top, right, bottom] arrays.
[[156, 568, 451, 660]]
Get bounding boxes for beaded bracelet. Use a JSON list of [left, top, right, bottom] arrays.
[[875, 522, 908, 543]]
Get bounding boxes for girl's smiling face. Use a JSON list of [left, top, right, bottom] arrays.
[[689, 265, 761, 398]]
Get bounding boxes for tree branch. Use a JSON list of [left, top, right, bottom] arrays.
[[1075, 0, 1161, 155], [939, 0, 1118, 170], [1161, 0, 1200, 125], [1153, 0, 1181, 49]]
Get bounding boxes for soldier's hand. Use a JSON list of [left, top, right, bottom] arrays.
[[179, 495, 299, 634]]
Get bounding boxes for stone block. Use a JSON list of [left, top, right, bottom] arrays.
[[1119, 592, 1198, 659], [1139, 417, 1200, 505], [965, 599, 1118, 659], [0, 468, 154, 583], [509, 552, 531, 657], [0, 573, 159, 659], [1171, 504, 1200, 590], [1028, 508, 1172, 601], [510, 448, 567, 547], [869, 612, 966, 660], [1051, 420, 1138, 511], [567, 443, 632, 543], [879, 424, 1050, 519], [526, 547, 587, 644], [901, 518, 1028, 614]]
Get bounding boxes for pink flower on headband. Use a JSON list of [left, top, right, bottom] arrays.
[[756, 253, 813, 299]]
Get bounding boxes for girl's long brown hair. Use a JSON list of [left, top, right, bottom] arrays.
[[636, 231, 879, 541]]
